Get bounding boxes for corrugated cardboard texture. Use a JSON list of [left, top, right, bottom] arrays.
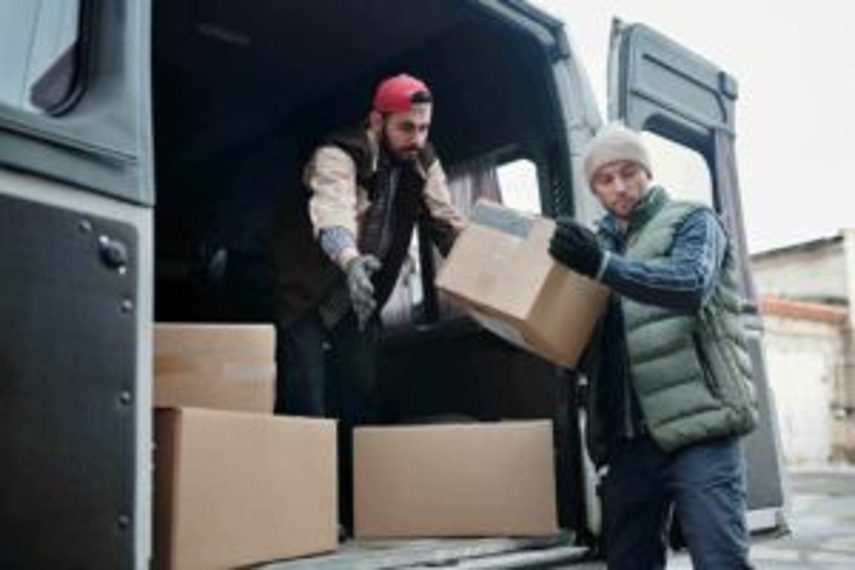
[[436, 201, 607, 367], [154, 323, 276, 412], [354, 421, 558, 539], [526, 263, 608, 365], [154, 409, 338, 569]]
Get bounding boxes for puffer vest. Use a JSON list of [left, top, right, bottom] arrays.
[[586, 188, 758, 465], [271, 126, 436, 325]]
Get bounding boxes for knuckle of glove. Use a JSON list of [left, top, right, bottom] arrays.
[[548, 236, 567, 257], [551, 235, 577, 257], [565, 225, 587, 241]]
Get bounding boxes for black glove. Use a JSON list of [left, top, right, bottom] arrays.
[[548, 217, 603, 278], [346, 254, 382, 330]]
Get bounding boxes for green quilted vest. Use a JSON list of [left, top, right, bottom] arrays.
[[586, 187, 758, 465]]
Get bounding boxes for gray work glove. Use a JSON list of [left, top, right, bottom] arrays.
[[346, 254, 382, 330]]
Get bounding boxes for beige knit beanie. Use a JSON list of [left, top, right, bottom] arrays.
[[582, 122, 652, 184]]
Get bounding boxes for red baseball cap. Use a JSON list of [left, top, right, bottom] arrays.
[[372, 74, 431, 114]]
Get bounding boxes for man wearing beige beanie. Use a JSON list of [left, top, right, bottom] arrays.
[[549, 122, 757, 569]]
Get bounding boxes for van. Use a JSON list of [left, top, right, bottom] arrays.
[[0, 1, 786, 567]]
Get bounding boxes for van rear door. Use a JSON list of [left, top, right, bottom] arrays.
[[608, 20, 787, 531], [0, 1, 152, 567]]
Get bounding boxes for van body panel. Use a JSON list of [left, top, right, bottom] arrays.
[[0, 1, 153, 567], [0, 167, 153, 568], [0, 0, 154, 205]]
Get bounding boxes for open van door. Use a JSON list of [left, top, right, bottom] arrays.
[[0, 1, 152, 567], [608, 20, 787, 532]]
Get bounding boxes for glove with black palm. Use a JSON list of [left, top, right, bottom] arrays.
[[548, 217, 603, 278]]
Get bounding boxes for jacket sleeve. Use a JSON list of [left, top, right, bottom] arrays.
[[305, 145, 361, 268], [422, 160, 467, 256], [599, 209, 727, 312]]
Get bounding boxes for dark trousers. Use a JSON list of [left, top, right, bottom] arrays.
[[275, 310, 380, 531], [603, 435, 752, 570]]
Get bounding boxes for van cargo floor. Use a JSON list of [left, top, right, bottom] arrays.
[[258, 534, 589, 569]]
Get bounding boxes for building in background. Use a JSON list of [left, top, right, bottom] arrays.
[[752, 230, 855, 465]]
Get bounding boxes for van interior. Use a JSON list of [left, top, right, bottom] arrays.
[[152, 0, 586, 533]]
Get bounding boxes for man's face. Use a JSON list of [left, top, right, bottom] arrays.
[[378, 103, 432, 162], [590, 160, 651, 222]]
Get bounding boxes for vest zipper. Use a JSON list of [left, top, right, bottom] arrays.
[[614, 233, 637, 440]]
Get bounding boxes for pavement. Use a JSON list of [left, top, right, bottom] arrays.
[[734, 468, 855, 569], [567, 468, 855, 569]]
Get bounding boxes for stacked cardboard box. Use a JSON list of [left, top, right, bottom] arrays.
[[151, 204, 594, 559], [153, 324, 337, 569], [154, 323, 277, 412]]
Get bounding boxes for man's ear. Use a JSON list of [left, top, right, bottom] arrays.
[[368, 110, 384, 133]]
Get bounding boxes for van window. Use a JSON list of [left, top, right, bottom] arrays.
[[641, 131, 713, 206], [0, 0, 82, 113], [497, 159, 541, 214]]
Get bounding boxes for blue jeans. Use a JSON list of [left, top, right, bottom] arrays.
[[603, 435, 752, 569]]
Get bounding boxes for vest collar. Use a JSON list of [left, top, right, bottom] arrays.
[[627, 185, 669, 233]]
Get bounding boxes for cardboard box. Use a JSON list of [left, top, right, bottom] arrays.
[[436, 201, 608, 367], [154, 408, 337, 569], [354, 421, 558, 538], [154, 323, 276, 412]]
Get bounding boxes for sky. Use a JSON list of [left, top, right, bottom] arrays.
[[532, 0, 855, 253]]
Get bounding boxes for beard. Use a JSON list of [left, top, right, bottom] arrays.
[[380, 125, 419, 164]]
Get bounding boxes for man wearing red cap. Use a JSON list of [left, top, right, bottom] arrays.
[[271, 73, 464, 528]]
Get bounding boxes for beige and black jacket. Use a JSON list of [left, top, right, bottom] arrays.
[[272, 126, 465, 325]]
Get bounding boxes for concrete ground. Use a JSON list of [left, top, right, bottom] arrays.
[[571, 468, 855, 569], [733, 468, 855, 569]]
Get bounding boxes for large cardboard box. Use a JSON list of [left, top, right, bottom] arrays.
[[354, 421, 558, 538], [154, 323, 276, 412], [154, 408, 337, 569], [436, 201, 608, 367]]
